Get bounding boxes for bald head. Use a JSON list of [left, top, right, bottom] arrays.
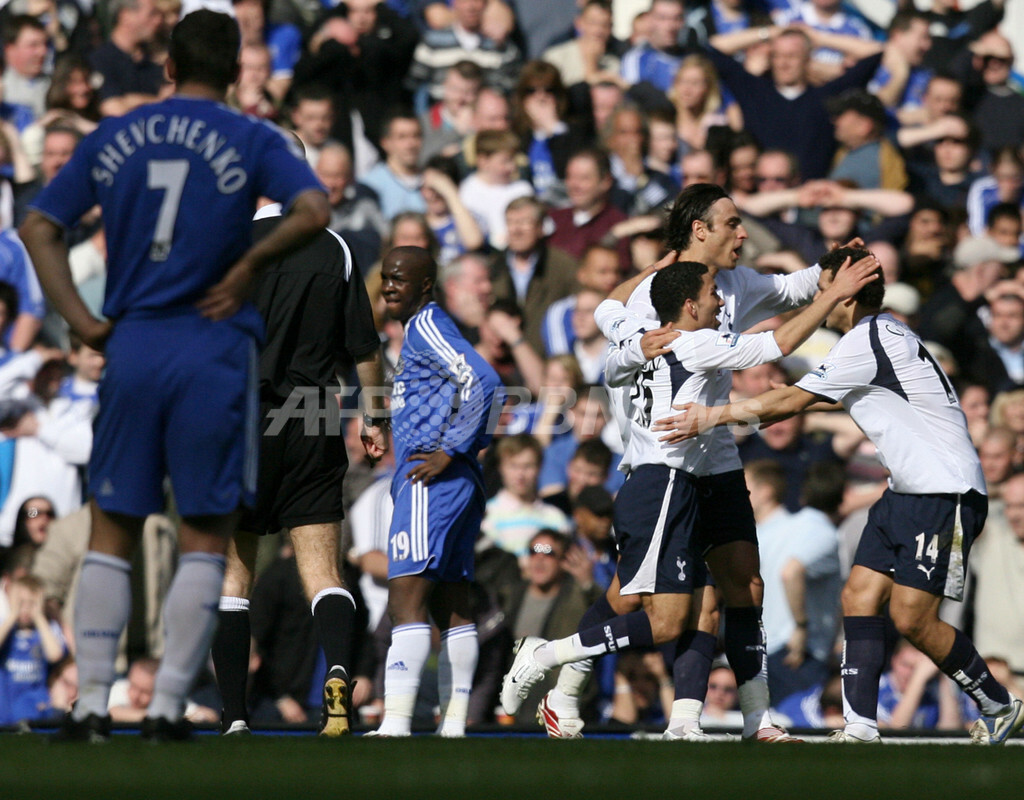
[[381, 246, 438, 322]]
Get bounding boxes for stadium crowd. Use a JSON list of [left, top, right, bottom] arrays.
[[0, 0, 1023, 734]]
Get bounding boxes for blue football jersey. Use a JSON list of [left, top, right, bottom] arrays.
[[391, 302, 503, 467], [30, 96, 322, 320]]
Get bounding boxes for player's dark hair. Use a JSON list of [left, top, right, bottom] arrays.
[[0, 281, 19, 332], [800, 461, 845, 515], [169, 11, 240, 93], [819, 247, 884, 310], [572, 438, 613, 473], [987, 202, 1023, 230], [665, 183, 729, 252], [650, 260, 709, 324]]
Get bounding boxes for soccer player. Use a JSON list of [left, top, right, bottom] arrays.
[[211, 182, 388, 737], [20, 10, 331, 742], [660, 246, 1024, 745], [539, 183, 834, 741], [370, 246, 503, 737], [501, 254, 878, 734]]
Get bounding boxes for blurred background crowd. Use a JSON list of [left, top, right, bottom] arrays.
[[0, 0, 1023, 733]]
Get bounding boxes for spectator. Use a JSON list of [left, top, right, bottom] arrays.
[[870, 11, 934, 119], [512, 60, 589, 206], [361, 111, 427, 220], [548, 148, 629, 268], [315, 142, 388, 272], [231, 0, 301, 102], [420, 61, 482, 164], [776, 0, 873, 78], [481, 434, 571, 560], [227, 43, 279, 121], [2, 16, 51, 119], [14, 124, 84, 229], [620, 0, 699, 94], [407, 0, 523, 105], [540, 439, 612, 518], [293, 0, 418, 175], [541, 0, 622, 89], [605, 105, 677, 217], [20, 56, 102, 172], [974, 291, 1024, 394], [827, 89, 907, 191], [289, 85, 336, 169], [700, 663, 743, 729], [907, 115, 983, 212], [707, 27, 883, 180], [645, 109, 682, 185], [567, 484, 617, 591], [0, 574, 65, 725], [966, 147, 1024, 237], [877, 639, 965, 730], [542, 243, 621, 359], [457, 129, 533, 249], [476, 300, 545, 396], [421, 155, 484, 266], [970, 472, 1024, 679], [506, 529, 602, 722], [88, 0, 166, 118], [589, 79, 624, 137], [0, 231, 45, 351], [491, 195, 577, 356], [987, 203, 1023, 254], [107, 657, 158, 722], [959, 381, 991, 448], [11, 497, 55, 551], [978, 427, 1016, 500], [964, 32, 1024, 157], [920, 0, 1006, 72], [439, 252, 494, 336]]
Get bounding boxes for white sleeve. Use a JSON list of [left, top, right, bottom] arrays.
[[795, 330, 876, 404], [35, 403, 95, 465], [679, 330, 784, 372], [728, 265, 822, 332], [596, 299, 657, 388]]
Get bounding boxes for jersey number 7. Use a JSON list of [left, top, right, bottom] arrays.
[[147, 159, 190, 262]]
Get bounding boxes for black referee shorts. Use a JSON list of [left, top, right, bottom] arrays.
[[241, 399, 348, 535]]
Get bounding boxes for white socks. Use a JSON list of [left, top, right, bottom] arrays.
[[147, 552, 225, 722], [436, 624, 478, 737], [72, 552, 132, 721], [377, 622, 431, 736]]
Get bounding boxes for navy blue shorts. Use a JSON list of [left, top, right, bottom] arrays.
[[694, 470, 758, 554], [388, 457, 484, 583], [91, 311, 260, 518], [614, 464, 708, 596], [854, 489, 987, 601]]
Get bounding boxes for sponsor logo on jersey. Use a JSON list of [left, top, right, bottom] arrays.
[[716, 332, 740, 348], [810, 362, 835, 380]]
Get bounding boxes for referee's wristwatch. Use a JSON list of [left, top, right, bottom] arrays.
[[363, 413, 390, 429]]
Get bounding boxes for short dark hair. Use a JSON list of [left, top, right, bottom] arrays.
[[380, 108, 419, 141], [819, 247, 884, 309], [3, 15, 46, 48], [800, 461, 845, 515], [425, 154, 461, 185], [888, 9, 929, 34], [987, 202, 1023, 230], [292, 84, 334, 108], [650, 260, 709, 324], [572, 438, 613, 473], [169, 11, 240, 93], [665, 183, 729, 252], [568, 147, 612, 181]]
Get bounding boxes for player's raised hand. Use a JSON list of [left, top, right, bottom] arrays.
[[640, 324, 680, 360], [652, 402, 713, 444], [406, 450, 452, 484], [825, 253, 881, 301], [198, 260, 254, 321]]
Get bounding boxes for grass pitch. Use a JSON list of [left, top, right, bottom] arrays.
[[3, 734, 1021, 800]]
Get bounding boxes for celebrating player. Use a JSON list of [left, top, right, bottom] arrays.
[[369, 246, 503, 738], [20, 10, 331, 741], [659, 246, 1024, 745], [501, 253, 879, 732]]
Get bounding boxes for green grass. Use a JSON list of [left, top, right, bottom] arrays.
[[4, 735, 1022, 800]]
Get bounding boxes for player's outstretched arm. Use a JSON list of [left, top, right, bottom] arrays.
[[652, 385, 818, 444], [20, 212, 111, 351], [198, 188, 331, 320]]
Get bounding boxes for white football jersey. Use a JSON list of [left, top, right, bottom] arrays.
[[598, 299, 783, 473], [604, 264, 822, 474], [796, 314, 985, 495]]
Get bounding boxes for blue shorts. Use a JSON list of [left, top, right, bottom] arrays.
[[694, 470, 757, 554], [614, 464, 708, 595], [854, 489, 987, 602], [387, 456, 484, 582], [90, 309, 260, 518]]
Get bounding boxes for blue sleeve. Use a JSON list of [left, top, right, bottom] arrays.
[[267, 24, 303, 77], [29, 135, 98, 228], [252, 123, 324, 209]]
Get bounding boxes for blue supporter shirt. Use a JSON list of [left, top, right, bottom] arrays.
[[0, 230, 46, 321], [391, 301, 503, 467], [29, 96, 322, 321]]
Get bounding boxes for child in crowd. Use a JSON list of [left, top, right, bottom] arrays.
[[458, 130, 533, 249]]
